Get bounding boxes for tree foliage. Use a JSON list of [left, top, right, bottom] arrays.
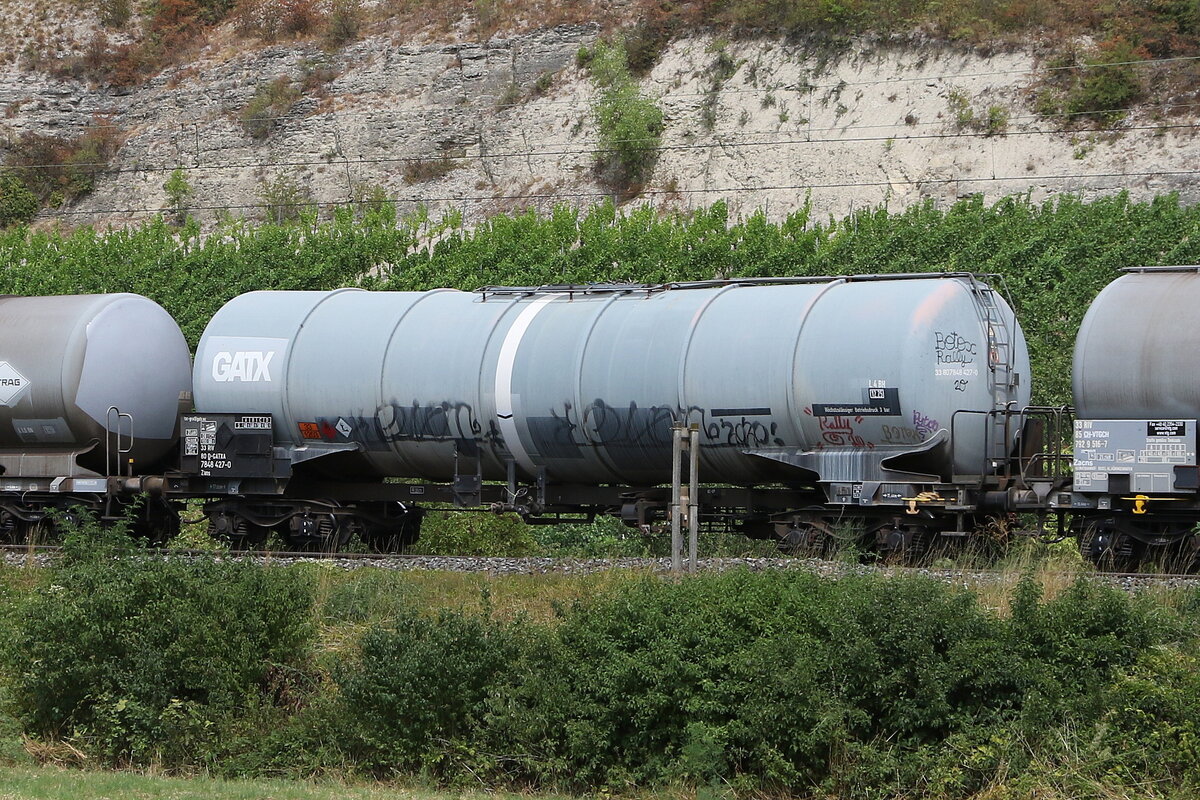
[[4, 192, 1197, 405]]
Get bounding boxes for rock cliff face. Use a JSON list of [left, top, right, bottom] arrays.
[[1, 18, 1197, 229]]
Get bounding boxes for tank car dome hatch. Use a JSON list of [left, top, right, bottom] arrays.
[[0, 294, 193, 476], [194, 275, 1030, 489], [1074, 266, 1200, 420]]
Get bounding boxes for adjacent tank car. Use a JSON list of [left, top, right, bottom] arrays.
[[0, 294, 192, 539], [1071, 266, 1200, 566]]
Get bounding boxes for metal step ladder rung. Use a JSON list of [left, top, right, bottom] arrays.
[[968, 280, 1019, 467]]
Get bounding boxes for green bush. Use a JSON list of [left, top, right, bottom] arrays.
[[0, 524, 314, 766], [2, 121, 123, 207], [240, 76, 301, 139], [337, 610, 522, 774], [257, 171, 316, 223], [1064, 38, 1146, 121], [413, 511, 539, 557], [584, 40, 664, 190], [481, 573, 994, 789], [1037, 37, 1147, 122], [1, 543, 1197, 793], [279, 570, 1184, 792], [322, 0, 363, 48], [162, 166, 195, 225], [1081, 646, 1200, 787], [0, 172, 37, 228]]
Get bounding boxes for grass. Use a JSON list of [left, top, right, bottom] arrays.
[[308, 564, 643, 628], [0, 765, 570, 799]]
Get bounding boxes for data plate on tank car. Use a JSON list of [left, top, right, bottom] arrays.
[[180, 413, 275, 478], [811, 387, 902, 417], [1073, 419, 1197, 494]]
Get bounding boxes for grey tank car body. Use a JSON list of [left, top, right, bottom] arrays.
[[193, 276, 1030, 488]]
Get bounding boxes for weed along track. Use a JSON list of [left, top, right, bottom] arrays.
[[6, 543, 1200, 593]]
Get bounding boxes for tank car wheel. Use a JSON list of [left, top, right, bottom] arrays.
[[1134, 530, 1200, 574], [231, 524, 271, 551], [965, 515, 1015, 562], [40, 509, 84, 543], [130, 498, 182, 545], [878, 524, 933, 566], [362, 525, 408, 553], [207, 512, 270, 551], [1167, 534, 1200, 574], [0, 510, 25, 544], [776, 522, 835, 558], [282, 513, 350, 553], [1079, 522, 1142, 571], [361, 508, 425, 553], [776, 507, 863, 558]]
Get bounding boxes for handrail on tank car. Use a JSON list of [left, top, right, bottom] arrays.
[[1120, 265, 1200, 273], [1016, 406, 1073, 484], [475, 272, 1005, 300], [950, 405, 1072, 487]]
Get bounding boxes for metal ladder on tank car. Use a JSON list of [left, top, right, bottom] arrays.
[[968, 281, 1019, 476], [105, 406, 134, 477], [103, 406, 134, 521]]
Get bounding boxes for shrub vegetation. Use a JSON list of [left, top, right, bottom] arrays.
[[0, 523, 314, 767], [4, 555, 1200, 797], [1, 119, 124, 211], [582, 40, 664, 192], [0, 171, 37, 228], [240, 76, 302, 139]]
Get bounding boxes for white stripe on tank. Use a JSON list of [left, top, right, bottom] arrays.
[[494, 294, 557, 476]]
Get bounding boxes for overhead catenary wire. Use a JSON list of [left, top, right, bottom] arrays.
[[40, 167, 1200, 217], [9, 117, 1200, 175]]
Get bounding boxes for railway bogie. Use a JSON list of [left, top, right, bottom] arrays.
[[202, 499, 424, 552]]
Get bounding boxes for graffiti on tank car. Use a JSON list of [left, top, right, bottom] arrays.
[[934, 332, 978, 366], [705, 417, 784, 448], [819, 415, 870, 448], [555, 403, 791, 450], [953, 379, 969, 392], [912, 410, 940, 437], [377, 401, 486, 443], [881, 425, 924, 445], [583, 401, 677, 447], [548, 402, 581, 439]]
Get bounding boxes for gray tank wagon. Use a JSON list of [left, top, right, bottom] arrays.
[[0, 293, 192, 539], [1071, 266, 1200, 565], [185, 274, 1050, 552]]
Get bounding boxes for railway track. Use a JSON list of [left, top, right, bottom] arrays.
[[4, 543, 1200, 591]]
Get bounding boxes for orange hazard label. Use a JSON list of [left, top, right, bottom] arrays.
[[298, 422, 322, 440]]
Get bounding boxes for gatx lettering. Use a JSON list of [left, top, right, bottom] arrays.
[[212, 351, 275, 382]]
